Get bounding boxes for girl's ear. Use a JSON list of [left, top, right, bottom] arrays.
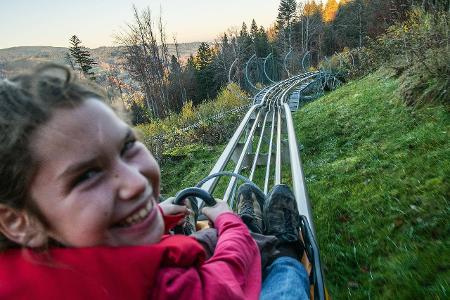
[[0, 204, 48, 248]]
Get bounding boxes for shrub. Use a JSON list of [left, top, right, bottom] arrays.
[[130, 101, 151, 125], [180, 100, 196, 124], [391, 10, 449, 105], [325, 8, 449, 105], [163, 143, 205, 159], [397, 46, 449, 105], [320, 47, 378, 79], [136, 83, 250, 161]]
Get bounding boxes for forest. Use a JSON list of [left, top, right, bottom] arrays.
[[63, 0, 448, 124]]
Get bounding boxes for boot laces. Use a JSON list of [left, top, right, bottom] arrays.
[[239, 197, 254, 217]]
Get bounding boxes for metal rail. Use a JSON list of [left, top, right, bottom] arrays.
[[194, 71, 327, 299], [263, 53, 276, 84], [244, 54, 259, 92], [283, 48, 293, 77], [199, 72, 318, 229]]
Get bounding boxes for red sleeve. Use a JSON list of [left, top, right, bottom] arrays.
[[152, 213, 261, 300], [158, 204, 185, 233]]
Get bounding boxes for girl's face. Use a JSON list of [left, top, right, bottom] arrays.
[[29, 98, 164, 247]]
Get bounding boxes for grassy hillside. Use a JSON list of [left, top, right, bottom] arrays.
[[294, 70, 449, 299], [159, 71, 449, 299], [160, 144, 225, 197]]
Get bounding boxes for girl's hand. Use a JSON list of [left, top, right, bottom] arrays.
[[159, 197, 191, 216], [201, 199, 232, 224]]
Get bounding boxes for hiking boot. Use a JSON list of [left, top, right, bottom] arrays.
[[264, 184, 301, 243], [236, 183, 265, 234]]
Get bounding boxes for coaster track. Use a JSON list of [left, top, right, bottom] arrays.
[[196, 72, 328, 299], [188, 48, 343, 299]]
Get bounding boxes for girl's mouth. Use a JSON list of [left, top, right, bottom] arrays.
[[115, 200, 153, 228]]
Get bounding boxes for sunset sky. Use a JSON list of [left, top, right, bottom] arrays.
[[0, 0, 282, 49]]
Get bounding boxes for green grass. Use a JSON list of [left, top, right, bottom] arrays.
[[158, 70, 449, 299], [159, 144, 225, 197], [294, 70, 450, 299]]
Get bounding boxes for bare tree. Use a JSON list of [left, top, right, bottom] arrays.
[[225, 27, 256, 88], [105, 64, 130, 108], [212, 33, 235, 87], [116, 6, 171, 118], [172, 36, 187, 105]]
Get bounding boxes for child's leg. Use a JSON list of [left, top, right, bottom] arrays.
[[264, 184, 301, 242], [235, 183, 306, 271], [193, 183, 276, 262], [261, 184, 310, 299], [235, 183, 266, 234], [192, 228, 280, 263], [260, 256, 310, 300]]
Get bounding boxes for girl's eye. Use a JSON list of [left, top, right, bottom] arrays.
[[73, 169, 100, 186], [121, 139, 136, 155]]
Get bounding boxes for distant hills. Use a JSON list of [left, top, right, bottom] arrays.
[[0, 43, 201, 79]]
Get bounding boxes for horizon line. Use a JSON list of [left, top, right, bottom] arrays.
[[0, 41, 213, 51]]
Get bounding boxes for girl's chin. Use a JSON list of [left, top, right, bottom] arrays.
[[115, 206, 165, 246], [138, 209, 165, 245]]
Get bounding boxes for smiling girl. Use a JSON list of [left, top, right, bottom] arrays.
[[0, 64, 261, 299]]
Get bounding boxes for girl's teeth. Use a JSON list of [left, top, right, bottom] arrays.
[[120, 202, 152, 227]]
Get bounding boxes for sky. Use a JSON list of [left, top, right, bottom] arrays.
[[0, 0, 282, 49]]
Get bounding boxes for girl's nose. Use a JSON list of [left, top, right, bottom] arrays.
[[116, 163, 148, 201]]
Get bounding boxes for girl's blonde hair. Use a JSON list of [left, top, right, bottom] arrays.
[[0, 64, 106, 251]]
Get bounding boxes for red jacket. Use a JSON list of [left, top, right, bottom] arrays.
[[0, 213, 261, 300]]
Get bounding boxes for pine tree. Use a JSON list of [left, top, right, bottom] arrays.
[[69, 35, 96, 80], [238, 22, 253, 60], [220, 33, 232, 57], [277, 0, 297, 49], [183, 55, 199, 103], [194, 42, 216, 101], [195, 42, 214, 70], [215, 33, 234, 86], [334, 0, 366, 48], [277, 0, 297, 30], [167, 55, 184, 111], [257, 26, 270, 57], [240, 22, 249, 38], [250, 19, 259, 42]]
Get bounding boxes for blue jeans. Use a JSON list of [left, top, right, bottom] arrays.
[[260, 257, 310, 300]]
